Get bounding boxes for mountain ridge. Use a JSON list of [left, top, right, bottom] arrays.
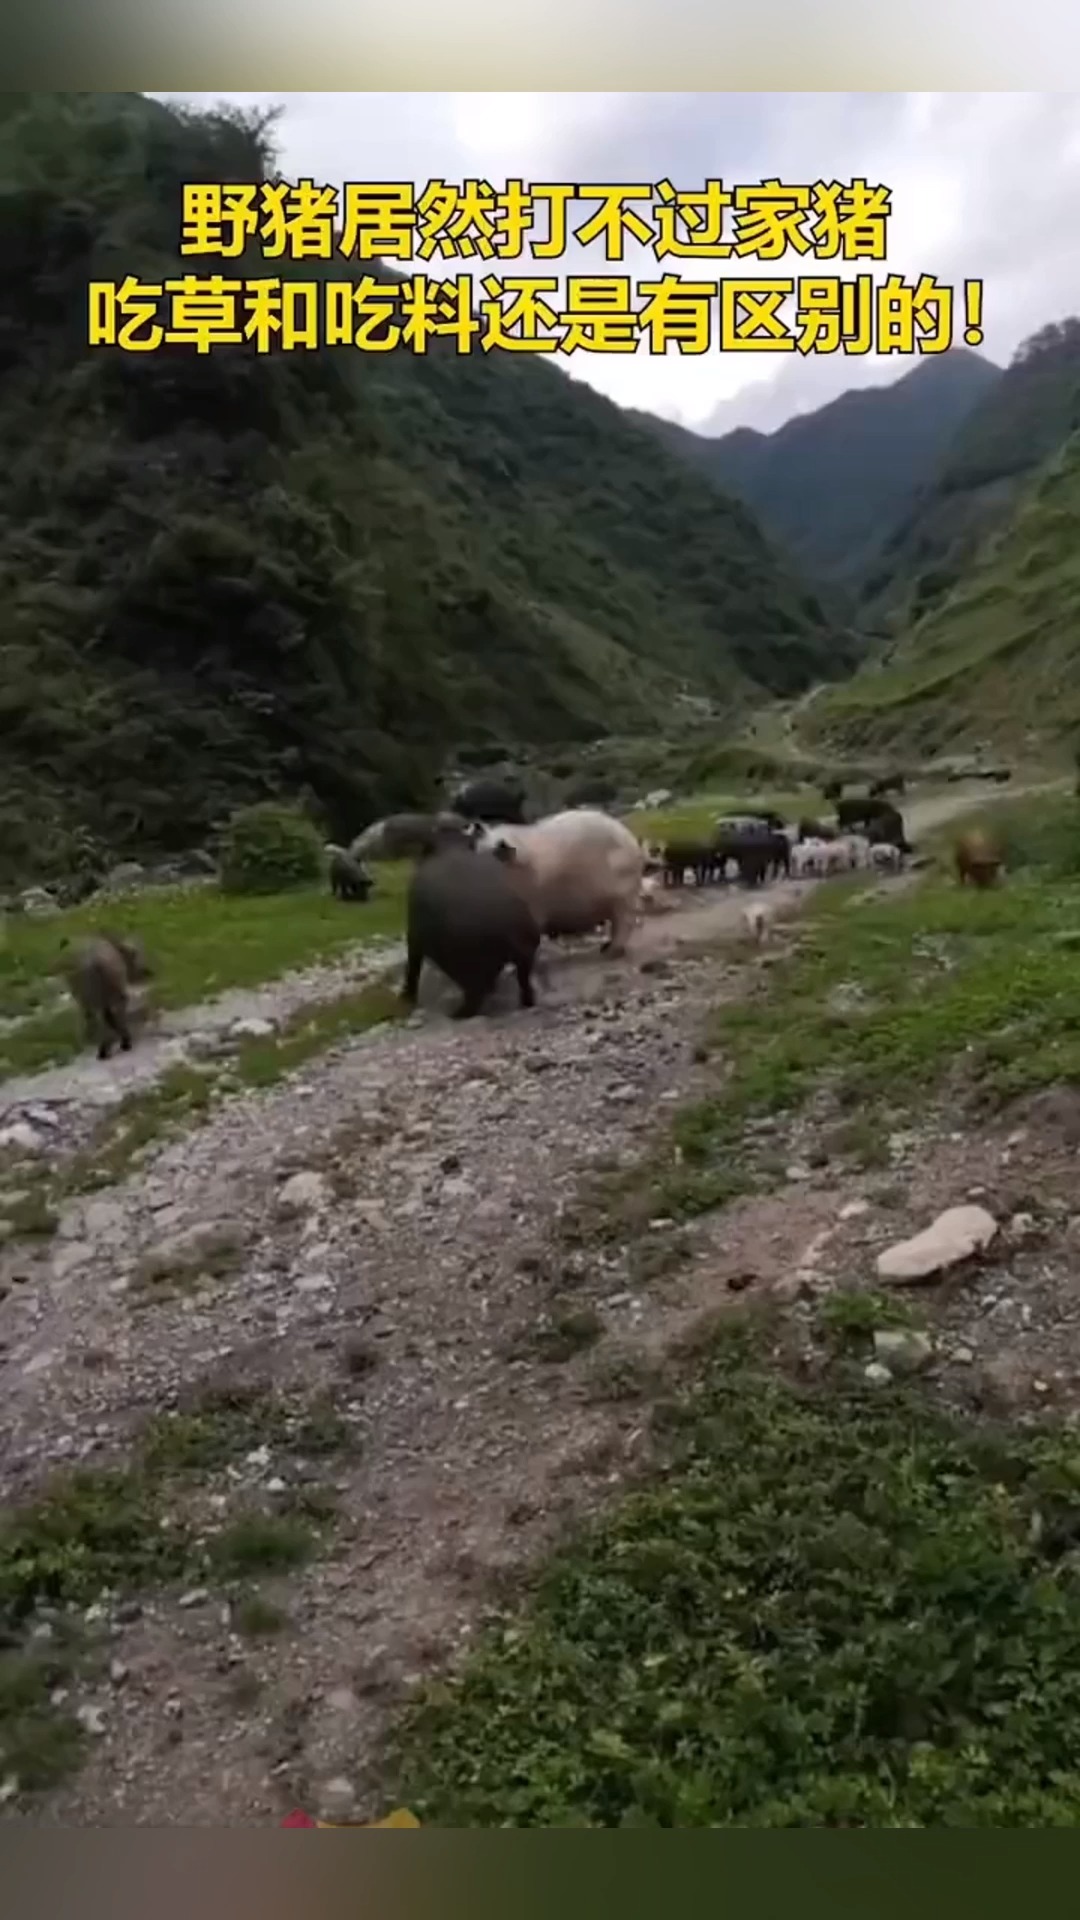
[[802, 423, 1080, 759], [0, 90, 855, 887], [629, 348, 1001, 599]]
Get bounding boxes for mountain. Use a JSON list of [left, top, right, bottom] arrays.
[[630, 350, 1000, 598], [0, 92, 853, 887], [859, 318, 1080, 629], [802, 425, 1080, 759]]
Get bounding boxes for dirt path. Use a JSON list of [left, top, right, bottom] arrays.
[[0, 777, 1053, 1826], [0, 778, 1043, 1129]]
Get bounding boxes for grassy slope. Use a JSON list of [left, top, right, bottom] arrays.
[[392, 792, 1080, 1827], [803, 430, 1080, 760], [629, 349, 999, 597], [0, 92, 850, 889], [860, 317, 1080, 631]]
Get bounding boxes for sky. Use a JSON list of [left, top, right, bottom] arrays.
[[157, 91, 1080, 438]]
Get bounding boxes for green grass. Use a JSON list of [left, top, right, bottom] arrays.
[[231, 1592, 289, 1638], [657, 794, 1080, 1191], [392, 1311, 1080, 1827], [208, 1513, 315, 1579], [0, 1643, 89, 1791], [0, 870, 408, 1077]]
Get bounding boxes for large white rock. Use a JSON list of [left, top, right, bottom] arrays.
[[876, 1205, 997, 1284]]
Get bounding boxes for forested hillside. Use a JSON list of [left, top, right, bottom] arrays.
[[859, 318, 1080, 628], [804, 426, 1080, 757], [0, 91, 851, 887], [630, 349, 999, 599]]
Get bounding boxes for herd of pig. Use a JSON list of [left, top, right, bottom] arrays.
[[61, 779, 920, 1057], [647, 806, 909, 893], [386, 781, 918, 1023]]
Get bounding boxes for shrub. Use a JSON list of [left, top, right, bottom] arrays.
[[218, 802, 322, 896]]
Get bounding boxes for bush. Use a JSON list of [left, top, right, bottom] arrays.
[[218, 802, 322, 896]]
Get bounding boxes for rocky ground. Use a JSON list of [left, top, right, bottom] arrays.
[[0, 780, 1063, 1827]]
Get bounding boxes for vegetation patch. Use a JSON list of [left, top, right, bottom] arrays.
[[515, 1306, 604, 1366], [0, 1379, 353, 1799], [217, 802, 323, 897], [231, 1593, 289, 1638], [392, 1311, 1080, 1826]]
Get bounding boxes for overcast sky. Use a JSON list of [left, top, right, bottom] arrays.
[[157, 91, 1080, 437]]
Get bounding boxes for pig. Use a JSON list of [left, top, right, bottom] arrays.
[[326, 844, 373, 901], [351, 812, 468, 863], [471, 808, 645, 957], [661, 839, 717, 887], [954, 828, 1002, 889], [836, 793, 891, 831], [450, 777, 528, 825], [66, 932, 153, 1061], [402, 837, 541, 1020], [866, 806, 912, 854]]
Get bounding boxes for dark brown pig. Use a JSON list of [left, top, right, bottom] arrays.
[[402, 839, 541, 1020], [66, 932, 153, 1060]]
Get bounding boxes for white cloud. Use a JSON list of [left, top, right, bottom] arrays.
[[153, 90, 1080, 436]]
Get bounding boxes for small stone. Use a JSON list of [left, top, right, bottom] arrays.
[[953, 1346, 975, 1365], [873, 1329, 934, 1374], [277, 1171, 330, 1218], [319, 1777, 357, 1816], [785, 1164, 810, 1182], [0, 1122, 43, 1156], [23, 1349, 59, 1378], [864, 1362, 893, 1387], [231, 1017, 276, 1040], [109, 1660, 130, 1686], [178, 1588, 209, 1609], [838, 1198, 870, 1220], [75, 1704, 108, 1737], [82, 1197, 124, 1238], [52, 1240, 95, 1279]]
